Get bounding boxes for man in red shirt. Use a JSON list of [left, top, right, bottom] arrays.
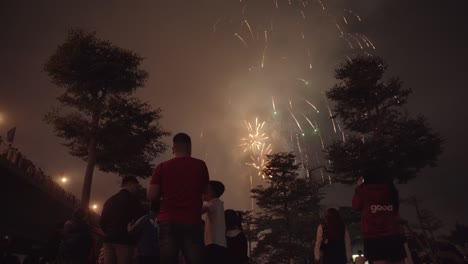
[[148, 133, 209, 264]]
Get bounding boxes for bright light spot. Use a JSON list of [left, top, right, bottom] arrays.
[[92, 204, 98, 210], [301, 133, 305, 137], [273, 111, 277, 115], [314, 129, 318, 132], [60, 177, 68, 183]]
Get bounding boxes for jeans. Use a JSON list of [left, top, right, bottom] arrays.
[[103, 243, 134, 264], [158, 221, 204, 264]]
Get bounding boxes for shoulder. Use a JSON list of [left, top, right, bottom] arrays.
[[189, 157, 207, 166], [155, 160, 170, 170], [105, 192, 121, 204]]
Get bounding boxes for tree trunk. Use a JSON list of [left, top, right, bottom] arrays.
[[81, 136, 97, 208], [81, 108, 100, 208]]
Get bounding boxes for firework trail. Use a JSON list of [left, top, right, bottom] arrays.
[[323, 95, 337, 133], [302, 113, 316, 130], [271, 96, 277, 114], [234, 33, 249, 48], [289, 110, 303, 133], [243, 19, 255, 41], [304, 99, 319, 113]]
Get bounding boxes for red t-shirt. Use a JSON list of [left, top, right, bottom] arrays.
[[352, 184, 400, 238], [150, 157, 209, 224]]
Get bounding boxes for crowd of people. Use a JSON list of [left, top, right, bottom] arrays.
[[2, 133, 466, 264], [91, 132, 414, 264], [0, 136, 79, 209]]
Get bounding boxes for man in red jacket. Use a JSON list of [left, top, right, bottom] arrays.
[[352, 176, 405, 264]]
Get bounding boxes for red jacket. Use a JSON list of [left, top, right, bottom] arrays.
[[352, 184, 400, 238]]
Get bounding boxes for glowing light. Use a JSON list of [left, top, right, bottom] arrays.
[[240, 118, 269, 153], [241, 118, 272, 178], [60, 177, 68, 183], [91, 204, 98, 210], [234, 33, 248, 48]]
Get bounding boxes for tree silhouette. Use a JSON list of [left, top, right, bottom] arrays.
[[44, 29, 169, 207], [251, 152, 323, 264], [325, 55, 442, 184]]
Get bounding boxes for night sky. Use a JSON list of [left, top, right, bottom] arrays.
[[1, 0, 467, 232]]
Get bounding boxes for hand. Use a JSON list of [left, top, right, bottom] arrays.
[[357, 177, 364, 186]]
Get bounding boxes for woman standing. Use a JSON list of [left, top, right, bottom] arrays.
[[314, 208, 352, 264]]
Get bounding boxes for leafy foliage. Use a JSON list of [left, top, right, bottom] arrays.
[[251, 153, 323, 264], [44, 29, 169, 205], [325, 56, 442, 183]]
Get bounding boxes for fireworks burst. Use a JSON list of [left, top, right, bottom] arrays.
[[240, 118, 269, 153], [240, 118, 272, 178], [213, 0, 374, 184]]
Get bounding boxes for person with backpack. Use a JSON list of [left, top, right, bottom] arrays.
[[314, 208, 352, 264]]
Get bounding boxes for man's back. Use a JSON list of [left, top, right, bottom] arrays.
[[100, 189, 145, 244], [353, 184, 400, 238], [150, 157, 209, 224]]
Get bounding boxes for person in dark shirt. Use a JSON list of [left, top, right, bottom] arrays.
[[59, 208, 92, 263], [225, 210, 249, 264], [100, 176, 145, 264]]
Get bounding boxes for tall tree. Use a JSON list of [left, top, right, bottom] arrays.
[[325, 55, 442, 184], [44, 29, 169, 207], [251, 152, 323, 264]]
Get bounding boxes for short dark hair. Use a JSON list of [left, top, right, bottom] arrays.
[[225, 209, 242, 230], [173, 133, 191, 145], [122, 175, 139, 186], [208, 180, 225, 198]]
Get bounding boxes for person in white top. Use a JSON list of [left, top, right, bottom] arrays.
[[202, 180, 227, 264], [314, 208, 352, 264]]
